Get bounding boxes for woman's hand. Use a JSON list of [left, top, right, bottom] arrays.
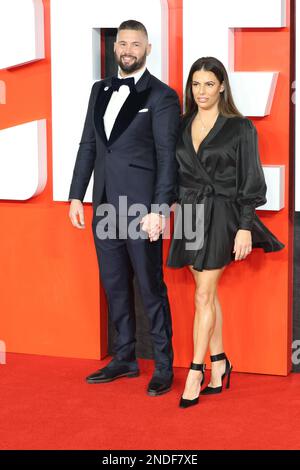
[[233, 229, 252, 261]]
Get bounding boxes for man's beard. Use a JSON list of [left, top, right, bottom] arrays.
[[115, 50, 147, 74]]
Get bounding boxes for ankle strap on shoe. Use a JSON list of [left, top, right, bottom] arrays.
[[190, 362, 206, 372], [210, 353, 227, 362]]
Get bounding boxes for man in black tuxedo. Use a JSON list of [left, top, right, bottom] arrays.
[[69, 20, 180, 396]]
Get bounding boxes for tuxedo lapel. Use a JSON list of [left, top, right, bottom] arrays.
[[94, 80, 114, 145], [93, 69, 152, 146], [108, 69, 152, 146], [108, 88, 151, 145]]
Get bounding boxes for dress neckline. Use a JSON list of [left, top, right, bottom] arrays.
[[189, 112, 222, 155]]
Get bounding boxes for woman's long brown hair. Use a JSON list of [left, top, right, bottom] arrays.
[[184, 57, 244, 119]]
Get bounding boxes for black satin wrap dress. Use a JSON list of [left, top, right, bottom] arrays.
[[167, 113, 285, 272]]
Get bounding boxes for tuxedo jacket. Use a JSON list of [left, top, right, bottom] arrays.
[[68, 69, 181, 215]]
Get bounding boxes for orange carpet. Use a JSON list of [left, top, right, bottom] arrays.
[[0, 353, 299, 450]]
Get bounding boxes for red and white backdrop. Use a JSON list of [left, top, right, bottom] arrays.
[[0, 0, 295, 375]]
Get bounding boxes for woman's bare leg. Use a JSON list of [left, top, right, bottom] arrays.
[[206, 294, 227, 387], [182, 267, 225, 400]]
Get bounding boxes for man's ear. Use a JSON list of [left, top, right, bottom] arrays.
[[147, 43, 152, 56]]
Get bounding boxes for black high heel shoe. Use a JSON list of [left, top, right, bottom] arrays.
[[200, 352, 232, 395], [179, 362, 206, 408]]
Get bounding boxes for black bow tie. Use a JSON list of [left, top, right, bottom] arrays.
[[111, 76, 135, 92]]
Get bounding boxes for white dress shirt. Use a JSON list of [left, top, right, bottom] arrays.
[[103, 66, 146, 140]]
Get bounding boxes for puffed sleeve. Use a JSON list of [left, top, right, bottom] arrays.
[[236, 118, 267, 230]]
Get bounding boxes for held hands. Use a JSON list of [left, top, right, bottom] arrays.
[[69, 199, 85, 229], [69, 202, 164, 239], [233, 229, 252, 261], [140, 213, 166, 242]]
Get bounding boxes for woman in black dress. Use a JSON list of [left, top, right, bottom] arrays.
[[167, 57, 284, 408]]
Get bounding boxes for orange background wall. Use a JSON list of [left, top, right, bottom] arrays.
[[0, 0, 292, 375]]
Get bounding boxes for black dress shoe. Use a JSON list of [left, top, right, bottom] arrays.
[[147, 375, 173, 396], [86, 364, 140, 384]]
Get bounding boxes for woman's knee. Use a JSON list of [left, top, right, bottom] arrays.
[[195, 287, 216, 309]]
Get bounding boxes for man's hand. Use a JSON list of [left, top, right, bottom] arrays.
[[233, 229, 252, 261], [69, 199, 85, 229], [140, 213, 166, 242]]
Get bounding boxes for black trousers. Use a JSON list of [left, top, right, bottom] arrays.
[[92, 213, 174, 378]]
